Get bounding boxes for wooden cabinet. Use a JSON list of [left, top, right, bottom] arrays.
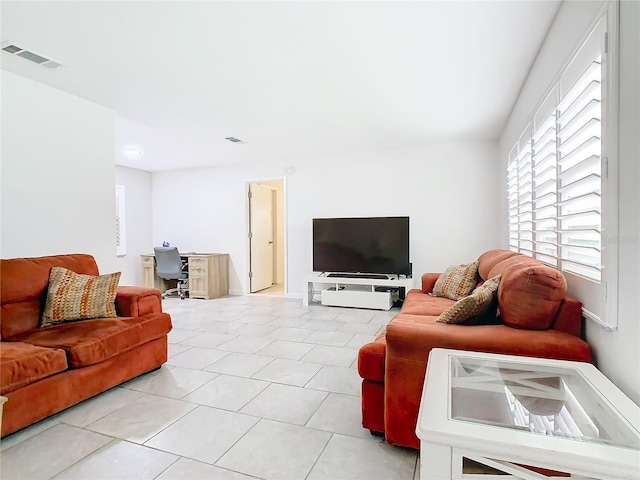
[[141, 254, 165, 290], [188, 254, 229, 299], [140, 253, 229, 300]]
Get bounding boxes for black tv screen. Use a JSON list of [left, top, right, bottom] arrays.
[[313, 216, 410, 275]]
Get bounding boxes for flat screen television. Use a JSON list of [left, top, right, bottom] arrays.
[[313, 216, 410, 275]]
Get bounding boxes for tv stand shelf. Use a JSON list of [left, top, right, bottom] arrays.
[[302, 274, 414, 310]]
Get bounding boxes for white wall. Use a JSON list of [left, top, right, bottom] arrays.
[[588, 0, 640, 404], [115, 166, 154, 285], [499, 0, 640, 404], [1, 71, 118, 273], [152, 141, 500, 296]]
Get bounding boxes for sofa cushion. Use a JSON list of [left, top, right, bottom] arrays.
[[431, 261, 479, 300], [477, 249, 520, 281], [41, 267, 121, 327], [8, 313, 172, 368], [358, 332, 387, 382], [0, 342, 68, 394], [497, 262, 567, 330], [437, 275, 501, 325], [401, 290, 456, 316], [1, 254, 99, 339]]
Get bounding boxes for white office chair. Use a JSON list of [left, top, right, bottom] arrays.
[[154, 247, 189, 299]]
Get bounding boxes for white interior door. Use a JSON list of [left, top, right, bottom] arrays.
[[249, 183, 274, 292]]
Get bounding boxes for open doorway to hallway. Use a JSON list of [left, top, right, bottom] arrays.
[[246, 179, 285, 295]]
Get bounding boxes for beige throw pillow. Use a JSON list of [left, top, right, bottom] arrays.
[[437, 274, 502, 324], [431, 261, 479, 300], [41, 267, 121, 327]]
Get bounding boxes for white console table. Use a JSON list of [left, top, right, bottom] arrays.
[[302, 274, 414, 310]]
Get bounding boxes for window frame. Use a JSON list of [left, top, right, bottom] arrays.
[[506, 2, 619, 330]]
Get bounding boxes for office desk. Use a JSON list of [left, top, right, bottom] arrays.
[[141, 253, 229, 300]]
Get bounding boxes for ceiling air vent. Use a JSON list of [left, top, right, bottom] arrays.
[[225, 137, 243, 143], [1, 43, 63, 69]]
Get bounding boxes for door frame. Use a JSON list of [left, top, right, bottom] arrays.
[[244, 176, 287, 295], [248, 182, 275, 293]]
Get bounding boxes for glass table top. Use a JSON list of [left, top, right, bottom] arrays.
[[449, 356, 640, 450]]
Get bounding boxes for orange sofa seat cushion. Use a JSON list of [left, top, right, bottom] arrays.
[[400, 290, 455, 316], [7, 313, 172, 368], [1, 342, 68, 394], [358, 332, 387, 382]]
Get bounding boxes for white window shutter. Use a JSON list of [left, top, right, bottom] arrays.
[[557, 21, 604, 282], [507, 148, 519, 252], [532, 88, 558, 267], [116, 184, 126, 256], [507, 126, 533, 256]]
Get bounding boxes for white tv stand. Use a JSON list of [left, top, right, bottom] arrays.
[[302, 274, 414, 311]]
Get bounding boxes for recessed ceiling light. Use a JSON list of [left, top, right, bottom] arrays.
[[123, 148, 142, 158]]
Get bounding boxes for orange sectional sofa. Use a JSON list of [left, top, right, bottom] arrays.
[[358, 249, 593, 449], [0, 254, 172, 437]]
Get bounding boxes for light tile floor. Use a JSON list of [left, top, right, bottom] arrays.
[[1, 295, 420, 480]]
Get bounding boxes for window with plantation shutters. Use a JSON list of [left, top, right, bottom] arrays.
[[116, 184, 126, 256], [506, 10, 618, 328]]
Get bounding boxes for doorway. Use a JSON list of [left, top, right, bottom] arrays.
[[247, 180, 285, 295]]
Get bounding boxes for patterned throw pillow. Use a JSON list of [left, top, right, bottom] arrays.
[[41, 267, 121, 327], [431, 261, 480, 300], [436, 275, 502, 324]]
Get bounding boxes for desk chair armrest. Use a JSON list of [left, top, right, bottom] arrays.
[[116, 286, 163, 317]]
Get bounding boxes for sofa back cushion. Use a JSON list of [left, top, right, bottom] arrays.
[[478, 250, 567, 330], [477, 249, 520, 280], [1, 254, 99, 339]]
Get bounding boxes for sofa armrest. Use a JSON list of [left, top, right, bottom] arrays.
[[382, 314, 592, 448], [421, 273, 440, 293], [552, 295, 583, 337], [115, 286, 163, 317]]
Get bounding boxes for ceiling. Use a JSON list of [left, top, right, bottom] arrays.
[[1, 1, 560, 172]]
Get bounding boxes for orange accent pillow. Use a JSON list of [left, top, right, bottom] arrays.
[[41, 267, 121, 327]]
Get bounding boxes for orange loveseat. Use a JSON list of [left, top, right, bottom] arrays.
[[0, 254, 173, 437], [358, 249, 593, 449]]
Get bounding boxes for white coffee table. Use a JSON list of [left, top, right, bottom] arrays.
[[416, 349, 640, 480]]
